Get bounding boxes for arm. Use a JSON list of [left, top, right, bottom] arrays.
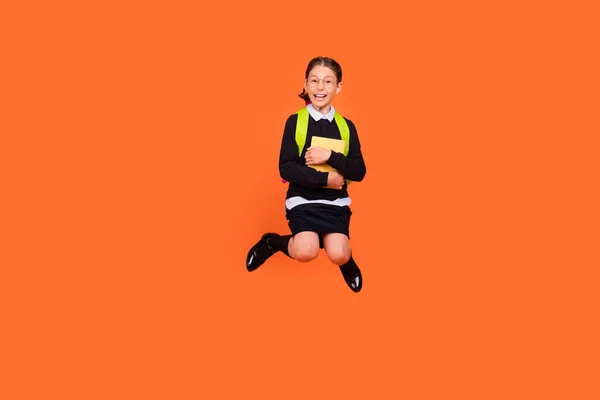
[[325, 119, 367, 182], [279, 115, 330, 188]]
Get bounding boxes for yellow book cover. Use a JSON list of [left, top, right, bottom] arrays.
[[308, 136, 346, 173]]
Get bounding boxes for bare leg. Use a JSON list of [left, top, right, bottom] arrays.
[[323, 233, 362, 292], [288, 231, 320, 262], [322, 233, 352, 266]]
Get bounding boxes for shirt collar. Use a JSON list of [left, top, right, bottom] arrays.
[[307, 103, 335, 122]]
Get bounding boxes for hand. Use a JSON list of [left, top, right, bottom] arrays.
[[305, 146, 331, 165], [326, 170, 345, 190]]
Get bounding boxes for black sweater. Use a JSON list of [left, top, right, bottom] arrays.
[[279, 112, 367, 201]]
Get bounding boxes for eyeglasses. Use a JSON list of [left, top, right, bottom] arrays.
[[306, 77, 337, 89]]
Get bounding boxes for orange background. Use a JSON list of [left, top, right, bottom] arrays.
[[1, 1, 599, 399]]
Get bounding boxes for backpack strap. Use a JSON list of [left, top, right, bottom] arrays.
[[333, 112, 352, 185], [295, 107, 309, 157], [333, 111, 350, 156]]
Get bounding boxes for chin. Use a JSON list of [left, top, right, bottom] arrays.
[[311, 99, 330, 107]]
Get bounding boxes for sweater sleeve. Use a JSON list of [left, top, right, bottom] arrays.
[[279, 115, 330, 188], [325, 118, 367, 182]]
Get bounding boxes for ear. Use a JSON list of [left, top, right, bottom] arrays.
[[303, 79, 308, 92], [336, 82, 343, 94]]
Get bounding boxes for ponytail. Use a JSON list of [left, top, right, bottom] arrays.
[[298, 88, 311, 105]]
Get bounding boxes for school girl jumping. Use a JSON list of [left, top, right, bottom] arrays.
[[245, 56, 367, 293]]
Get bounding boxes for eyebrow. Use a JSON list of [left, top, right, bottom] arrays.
[[308, 74, 336, 79]]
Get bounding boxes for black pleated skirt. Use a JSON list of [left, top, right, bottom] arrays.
[[285, 203, 352, 248]]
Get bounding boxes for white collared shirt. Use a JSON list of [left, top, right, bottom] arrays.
[[307, 103, 335, 122]]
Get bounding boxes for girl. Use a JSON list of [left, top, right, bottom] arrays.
[[245, 56, 367, 293]]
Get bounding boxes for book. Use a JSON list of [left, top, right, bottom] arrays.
[[307, 136, 346, 173]]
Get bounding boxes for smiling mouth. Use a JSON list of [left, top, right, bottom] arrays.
[[313, 94, 327, 100]]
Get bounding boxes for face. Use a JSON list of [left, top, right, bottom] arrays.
[[304, 65, 342, 111]]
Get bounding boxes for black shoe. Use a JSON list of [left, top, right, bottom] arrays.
[[246, 233, 279, 272], [339, 263, 362, 293]]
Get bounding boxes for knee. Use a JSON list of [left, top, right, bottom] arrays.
[[326, 247, 351, 266], [292, 246, 320, 262]]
